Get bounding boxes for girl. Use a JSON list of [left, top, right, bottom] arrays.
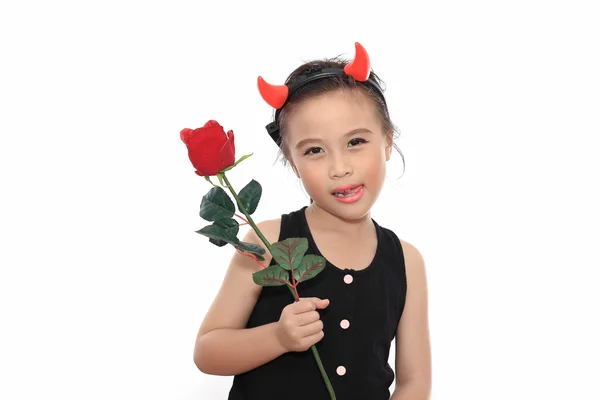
[[193, 42, 432, 400]]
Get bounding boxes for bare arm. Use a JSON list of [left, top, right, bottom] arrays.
[[390, 381, 430, 400], [196, 323, 287, 376], [193, 219, 285, 376], [390, 240, 432, 400]]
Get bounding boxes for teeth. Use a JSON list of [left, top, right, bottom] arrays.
[[333, 186, 360, 196]]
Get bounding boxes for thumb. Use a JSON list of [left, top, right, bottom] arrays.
[[315, 298, 330, 309]]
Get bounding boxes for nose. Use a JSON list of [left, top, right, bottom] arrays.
[[329, 152, 352, 179]]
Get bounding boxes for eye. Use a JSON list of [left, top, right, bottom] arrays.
[[348, 138, 367, 147], [304, 147, 323, 156]]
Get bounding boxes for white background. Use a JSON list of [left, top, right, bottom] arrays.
[[1, 0, 599, 399]]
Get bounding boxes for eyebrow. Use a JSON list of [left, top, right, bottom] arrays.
[[294, 128, 373, 149]]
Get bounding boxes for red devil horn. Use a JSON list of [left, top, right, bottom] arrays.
[[343, 42, 371, 82], [257, 76, 289, 109]]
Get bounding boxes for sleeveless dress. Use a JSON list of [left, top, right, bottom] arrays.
[[227, 206, 407, 400]]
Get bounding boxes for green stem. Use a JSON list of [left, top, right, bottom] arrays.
[[220, 172, 336, 400], [312, 345, 336, 400], [221, 174, 272, 254]]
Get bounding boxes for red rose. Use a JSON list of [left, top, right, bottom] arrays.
[[180, 120, 236, 176]]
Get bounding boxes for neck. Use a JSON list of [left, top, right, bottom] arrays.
[[305, 203, 373, 236]]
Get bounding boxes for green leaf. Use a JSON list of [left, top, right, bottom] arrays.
[[200, 219, 239, 247], [234, 241, 266, 261], [238, 180, 262, 215], [199, 186, 235, 221], [252, 264, 290, 287], [213, 218, 239, 238], [293, 254, 326, 283], [195, 223, 239, 245], [271, 238, 308, 271]]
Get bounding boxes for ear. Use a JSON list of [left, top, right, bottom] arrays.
[[385, 130, 393, 161]]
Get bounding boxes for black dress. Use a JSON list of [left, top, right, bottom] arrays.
[[228, 206, 407, 400]]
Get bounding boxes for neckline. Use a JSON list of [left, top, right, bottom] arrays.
[[299, 205, 383, 274]]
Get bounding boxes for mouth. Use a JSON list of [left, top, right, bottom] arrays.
[[331, 184, 363, 197]]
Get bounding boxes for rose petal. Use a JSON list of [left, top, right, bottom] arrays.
[[203, 120, 221, 128], [226, 130, 235, 160], [188, 130, 230, 176], [183, 120, 236, 176], [180, 128, 194, 145]]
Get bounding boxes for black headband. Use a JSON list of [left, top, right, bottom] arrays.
[[265, 68, 387, 146]]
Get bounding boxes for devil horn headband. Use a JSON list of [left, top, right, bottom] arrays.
[[257, 42, 385, 145]]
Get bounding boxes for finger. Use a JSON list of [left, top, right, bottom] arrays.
[[291, 298, 318, 313], [315, 298, 330, 309], [298, 319, 324, 337], [296, 310, 320, 326], [303, 329, 325, 347], [293, 298, 329, 313]]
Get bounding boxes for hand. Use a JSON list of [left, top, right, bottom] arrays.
[[276, 297, 329, 352]]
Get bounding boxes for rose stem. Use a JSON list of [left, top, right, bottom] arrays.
[[220, 172, 335, 400]]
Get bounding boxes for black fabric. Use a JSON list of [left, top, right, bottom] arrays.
[[228, 206, 407, 400]]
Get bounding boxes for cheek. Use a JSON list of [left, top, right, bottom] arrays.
[[298, 164, 318, 181], [364, 152, 387, 182], [297, 163, 323, 189]]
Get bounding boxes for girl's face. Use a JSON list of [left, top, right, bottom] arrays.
[[284, 89, 392, 221]]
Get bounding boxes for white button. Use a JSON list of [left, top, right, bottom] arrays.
[[336, 365, 346, 376], [344, 274, 353, 284], [340, 319, 350, 329]]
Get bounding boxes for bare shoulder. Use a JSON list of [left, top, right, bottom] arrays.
[[399, 238, 427, 277], [241, 217, 281, 257], [252, 217, 281, 244]]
